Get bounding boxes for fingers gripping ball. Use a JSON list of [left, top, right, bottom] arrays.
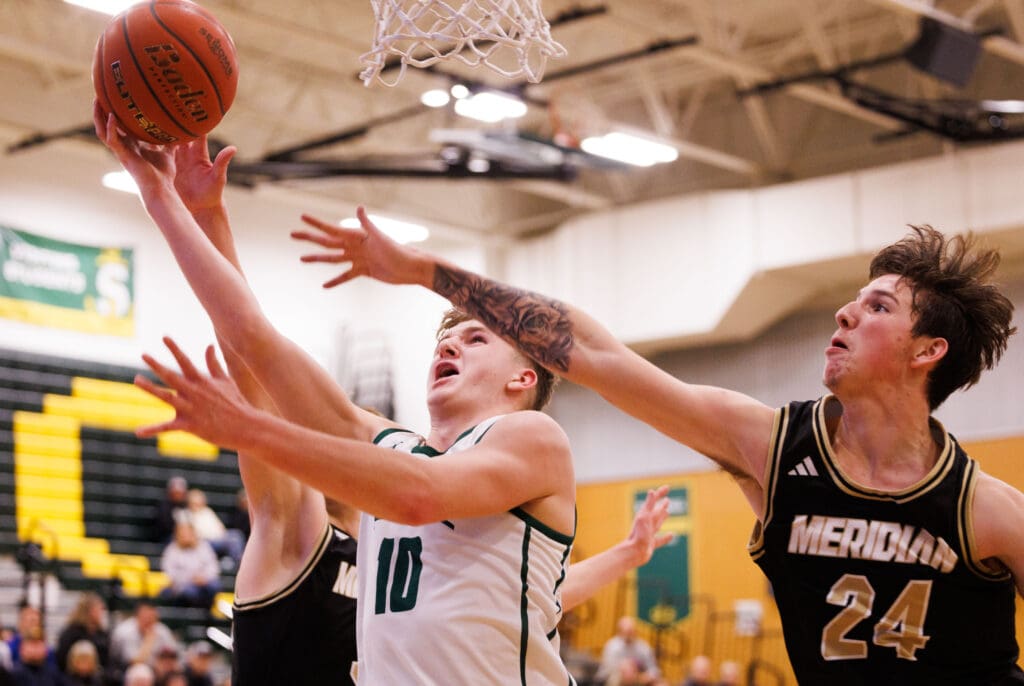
[[93, 0, 239, 145]]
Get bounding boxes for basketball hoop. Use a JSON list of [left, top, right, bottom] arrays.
[[360, 0, 567, 87]]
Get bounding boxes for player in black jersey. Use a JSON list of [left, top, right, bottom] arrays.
[[295, 212, 1024, 685], [231, 524, 358, 684]]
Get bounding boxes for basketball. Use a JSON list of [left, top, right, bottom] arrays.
[[92, 0, 239, 145]]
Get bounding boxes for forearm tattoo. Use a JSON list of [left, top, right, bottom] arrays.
[[434, 264, 574, 373]]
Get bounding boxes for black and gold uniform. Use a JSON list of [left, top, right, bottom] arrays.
[[750, 396, 1023, 685], [232, 523, 358, 685]]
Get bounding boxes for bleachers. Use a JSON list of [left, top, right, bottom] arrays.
[[0, 346, 241, 639]]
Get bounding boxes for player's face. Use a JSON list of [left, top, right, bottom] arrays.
[[426, 320, 529, 408], [824, 274, 919, 394]]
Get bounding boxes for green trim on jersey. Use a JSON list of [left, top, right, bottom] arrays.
[[511, 507, 575, 545], [519, 525, 532, 686], [372, 427, 408, 443]]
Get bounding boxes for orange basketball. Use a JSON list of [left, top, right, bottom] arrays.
[[92, 0, 239, 145]]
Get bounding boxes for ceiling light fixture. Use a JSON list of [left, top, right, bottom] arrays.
[[420, 89, 451, 108], [450, 84, 470, 99], [580, 131, 679, 167], [340, 215, 429, 244], [63, 0, 137, 14], [102, 171, 140, 195], [466, 157, 491, 173], [453, 91, 527, 123]]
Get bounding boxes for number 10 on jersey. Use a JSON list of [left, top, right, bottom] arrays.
[[375, 536, 423, 614]]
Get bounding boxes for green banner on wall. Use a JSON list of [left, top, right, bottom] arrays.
[[0, 225, 134, 336], [635, 486, 690, 626]]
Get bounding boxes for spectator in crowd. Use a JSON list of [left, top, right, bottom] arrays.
[[109, 602, 178, 674], [156, 673, 187, 686], [182, 643, 214, 686], [123, 663, 155, 686], [0, 635, 12, 672], [9, 626, 62, 686], [224, 489, 250, 544], [152, 647, 181, 684], [6, 607, 53, 669], [184, 490, 243, 570], [62, 640, 102, 686], [717, 660, 740, 686], [597, 616, 661, 686], [55, 593, 109, 678], [158, 521, 221, 609], [154, 477, 189, 543], [682, 655, 713, 686]]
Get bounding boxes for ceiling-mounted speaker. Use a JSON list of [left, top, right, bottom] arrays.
[[904, 16, 982, 88]]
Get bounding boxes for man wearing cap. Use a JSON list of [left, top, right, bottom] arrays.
[[184, 642, 214, 686], [152, 646, 181, 684]]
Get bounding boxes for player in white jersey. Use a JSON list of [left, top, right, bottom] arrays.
[[97, 105, 672, 685], [134, 322, 666, 685], [361, 417, 572, 684]]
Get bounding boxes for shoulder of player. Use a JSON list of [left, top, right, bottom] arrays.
[[481, 411, 571, 456], [352, 406, 402, 441], [970, 469, 1024, 559], [493, 410, 568, 442]]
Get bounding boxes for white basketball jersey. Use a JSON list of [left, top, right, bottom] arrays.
[[356, 415, 576, 685]]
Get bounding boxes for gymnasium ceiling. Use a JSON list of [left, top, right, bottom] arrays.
[[2, 0, 1024, 246]]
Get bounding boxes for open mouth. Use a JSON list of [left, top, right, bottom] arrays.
[[434, 362, 459, 381], [830, 337, 848, 350]]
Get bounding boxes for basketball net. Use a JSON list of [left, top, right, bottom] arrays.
[[360, 0, 567, 87]]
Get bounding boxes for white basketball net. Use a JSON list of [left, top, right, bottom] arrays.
[[360, 0, 567, 87]]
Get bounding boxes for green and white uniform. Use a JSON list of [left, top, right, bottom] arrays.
[[357, 416, 576, 685]]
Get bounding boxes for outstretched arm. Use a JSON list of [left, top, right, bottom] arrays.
[[134, 339, 575, 528], [93, 105, 387, 445], [167, 137, 357, 596], [560, 486, 673, 612], [292, 210, 775, 505]]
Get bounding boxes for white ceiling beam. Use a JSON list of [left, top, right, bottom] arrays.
[[677, 83, 710, 139], [251, 183, 496, 246], [510, 180, 613, 210], [610, 122, 763, 177], [634, 67, 678, 138], [0, 34, 85, 73], [796, 1, 840, 70], [1005, 0, 1024, 40], [737, 84, 786, 170], [686, 46, 906, 132]]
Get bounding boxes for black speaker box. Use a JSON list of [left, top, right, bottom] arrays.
[[904, 16, 981, 88]]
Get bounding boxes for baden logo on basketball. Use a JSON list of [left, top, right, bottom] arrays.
[[110, 60, 178, 144], [143, 43, 210, 124], [92, 0, 239, 145]]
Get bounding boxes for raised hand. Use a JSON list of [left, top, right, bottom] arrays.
[[92, 100, 176, 192], [290, 206, 431, 289], [134, 337, 253, 450], [172, 136, 236, 214], [625, 485, 674, 566]]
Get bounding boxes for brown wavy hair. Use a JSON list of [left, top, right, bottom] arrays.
[[870, 226, 1016, 409]]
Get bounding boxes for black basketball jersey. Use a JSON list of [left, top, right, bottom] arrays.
[[232, 523, 358, 686], [749, 397, 1023, 685]]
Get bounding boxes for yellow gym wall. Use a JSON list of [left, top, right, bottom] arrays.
[[572, 435, 1024, 681]]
